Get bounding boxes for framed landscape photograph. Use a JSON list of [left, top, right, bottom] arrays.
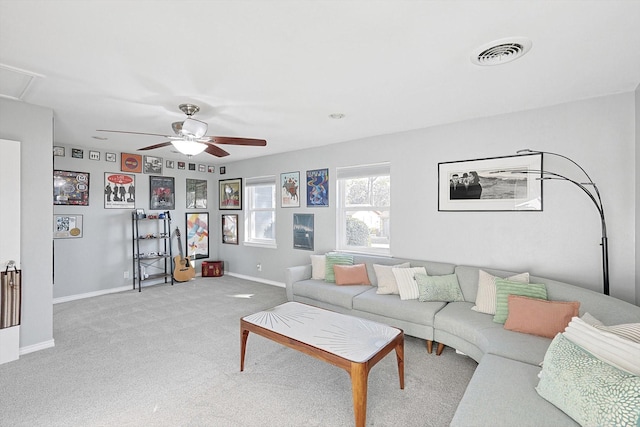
[[53, 170, 90, 206], [293, 213, 314, 250], [149, 175, 175, 210], [186, 178, 207, 209], [281, 171, 300, 207], [222, 214, 238, 245], [219, 178, 242, 210], [104, 173, 135, 209], [186, 212, 209, 259], [438, 153, 543, 211], [306, 168, 329, 207]]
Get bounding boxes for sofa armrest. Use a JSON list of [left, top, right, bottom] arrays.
[[285, 264, 312, 301]]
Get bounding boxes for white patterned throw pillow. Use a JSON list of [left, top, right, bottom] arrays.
[[310, 254, 326, 280], [471, 270, 529, 315], [374, 262, 411, 295], [392, 267, 426, 300]]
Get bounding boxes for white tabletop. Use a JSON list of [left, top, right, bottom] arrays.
[[243, 302, 401, 363]]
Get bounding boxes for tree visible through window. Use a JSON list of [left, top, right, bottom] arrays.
[[245, 176, 276, 247], [337, 163, 390, 254]]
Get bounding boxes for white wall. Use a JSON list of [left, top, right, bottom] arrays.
[[0, 98, 54, 351], [221, 92, 637, 304]]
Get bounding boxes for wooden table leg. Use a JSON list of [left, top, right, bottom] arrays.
[[240, 327, 250, 372], [396, 335, 405, 389], [350, 362, 368, 427]]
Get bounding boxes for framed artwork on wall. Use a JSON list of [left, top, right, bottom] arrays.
[[53, 146, 65, 157], [71, 148, 83, 159], [222, 214, 238, 245], [306, 168, 329, 207], [186, 178, 207, 209], [186, 212, 209, 259], [149, 175, 175, 210], [105, 152, 116, 162], [121, 153, 142, 173], [89, 150, 100, 160], [281, 171, 300, 207], [143, 155, 163, 174], [438, 153, 543, 211], [53, 214, 83, 239], [53, 170, 90, 205], [104, 173, 135, 209], [293, 213, 314, 250], [219, 178, 242, 210]]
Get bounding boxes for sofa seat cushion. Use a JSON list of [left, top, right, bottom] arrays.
[[451, 354, 578, 427], [292, 279, 370, 309], [353, 288, 446, 326], [434, 302, 551, 364]]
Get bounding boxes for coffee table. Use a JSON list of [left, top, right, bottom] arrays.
[[240, 302, 404, 427]]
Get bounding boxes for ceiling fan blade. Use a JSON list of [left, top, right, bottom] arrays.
[[205, 136, 267, 146], [204, 143, 230, 157], [138, 142, 173, 151], [96, 129, 173, 138]]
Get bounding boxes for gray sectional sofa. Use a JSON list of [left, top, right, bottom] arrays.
[[284, 253, 640, 426]]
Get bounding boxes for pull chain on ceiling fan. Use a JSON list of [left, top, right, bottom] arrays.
[[97, 103, 267, 158]]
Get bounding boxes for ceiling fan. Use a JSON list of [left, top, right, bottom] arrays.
[[97, 104, 267, 157]]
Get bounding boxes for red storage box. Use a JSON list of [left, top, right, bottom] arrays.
[[202, 261, 224, 277]]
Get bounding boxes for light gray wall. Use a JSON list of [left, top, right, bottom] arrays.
[[34, 90, 640, 311], [636, 83, 640, 305], [52, 153, 219, 298], [0, 98, 54, 349], [221, 92, 638, 304]]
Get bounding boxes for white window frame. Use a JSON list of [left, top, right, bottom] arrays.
[[336, 162, 391, 255], [244, 175, 277, 248]]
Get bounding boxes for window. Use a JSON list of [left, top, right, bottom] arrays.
[[244, 176, 276, 247], [336, 163, 390, 255]]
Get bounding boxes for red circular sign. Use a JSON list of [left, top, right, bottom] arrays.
[[124, 157, 139, 170], [107, 174, 134, 185]]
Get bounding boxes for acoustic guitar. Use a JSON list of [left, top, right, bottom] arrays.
[[173, 227, 195, 282]]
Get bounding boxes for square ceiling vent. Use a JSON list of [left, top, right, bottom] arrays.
[[0, 64, 44, 100]]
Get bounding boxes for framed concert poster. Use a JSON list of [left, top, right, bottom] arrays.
[[281, 171, 300, 207], [186, 212, 209, 259], [104, 173, 135, 209], [149, 176, 175, 210], [219, 178, 242, 210], [53, 170, 90, 206], [306, 168, 329, 207]]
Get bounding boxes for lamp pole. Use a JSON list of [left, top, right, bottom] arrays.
[[516, 149, 609, 296]]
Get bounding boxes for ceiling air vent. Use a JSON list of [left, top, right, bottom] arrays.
[[471, 37, 532, 66]]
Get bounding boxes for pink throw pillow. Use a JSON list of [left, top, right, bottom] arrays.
[[504, 295, 580, 338], [333, 264, 371, 286]]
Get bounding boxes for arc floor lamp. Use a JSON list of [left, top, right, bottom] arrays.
[[514, 149, 609, 295]]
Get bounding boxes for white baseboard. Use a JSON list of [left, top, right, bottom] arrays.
[[226, 272, 285, 288], [20, 338, 55, 355], [53, 285, 131, 304]]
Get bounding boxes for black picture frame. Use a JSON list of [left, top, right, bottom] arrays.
[[293, 213, 314, 250], [438, 153, 543, 211], [219, 178, 242, 210], [185, 212, 209, 259], [149, 175, 175, 210], [222, 214, 238, 244]]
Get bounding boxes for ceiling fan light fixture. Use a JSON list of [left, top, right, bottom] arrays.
[[171, 140, 207, 156], [181, 118, 208, 138]]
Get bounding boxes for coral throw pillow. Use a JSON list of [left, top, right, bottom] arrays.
[[333, 264, 371, 286], [504, 295, 580, 338]]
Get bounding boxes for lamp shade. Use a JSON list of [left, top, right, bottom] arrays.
[[171, 140, 207, 156]]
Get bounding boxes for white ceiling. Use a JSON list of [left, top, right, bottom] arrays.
[[1, 0, 639, 163]]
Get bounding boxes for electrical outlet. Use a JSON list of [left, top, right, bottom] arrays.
[[257, 263, 262, 272], [123, 271, 129, 279]]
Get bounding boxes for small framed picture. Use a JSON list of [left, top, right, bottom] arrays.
[[189, 163, 196, 171], [219, 166, 226, 175], [53, 214, 83, 239], [105, 152, 117, 162], [89, 150, 100, 160], [166, 160, 175, 169], [198, 164, 206, 172], [144, 155, 163, 174], [219, 178, 242, 210], [72, 148, 83, 159], [53, 146, 65, 157], [207, 165, 215, 173], [293, 213, 314, 250], [178, 161, 185, 170], [222, 214, 238, 244], [281, 171, 300, 207]]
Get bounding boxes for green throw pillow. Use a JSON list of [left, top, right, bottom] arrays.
[[536, 334, 640, 426], [415, 273, 464, 302], [324, 253, 354, 283], [493, 279, 547, 323]]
